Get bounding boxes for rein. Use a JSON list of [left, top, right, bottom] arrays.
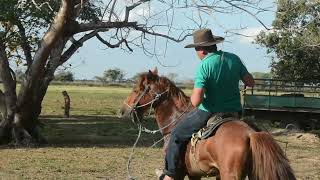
[[126, 104, 192, 180], [124, 84, 170, 134], [124, 88, 169, 114], [134, 102, 192, 134]]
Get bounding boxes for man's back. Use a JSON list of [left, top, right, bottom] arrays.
[[194, 50, 248, 113]]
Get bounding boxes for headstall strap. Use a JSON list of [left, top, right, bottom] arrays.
[[131, 84, 150, 110]]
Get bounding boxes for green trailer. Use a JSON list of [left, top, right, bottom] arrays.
[[242, 79, 320, 129]]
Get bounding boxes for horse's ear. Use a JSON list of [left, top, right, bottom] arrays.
[[151, 67, 158, 75], [147, 70, 154, 80], [147, 69, 157, 81]]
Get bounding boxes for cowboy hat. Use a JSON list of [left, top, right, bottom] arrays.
[[184, 29, 224, 48]]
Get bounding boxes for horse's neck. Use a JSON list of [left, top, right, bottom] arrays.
[[172, 95, 190, 112], [154, 93, 191, 135]]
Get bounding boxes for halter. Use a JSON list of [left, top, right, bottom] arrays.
[[123, 83, 194, 136], [124, 84, 169, 115]]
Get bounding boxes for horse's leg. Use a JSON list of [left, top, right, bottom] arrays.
[[219, 171, 243, 180], [218, 156, 248, 180], [218, 148, 248, 180]]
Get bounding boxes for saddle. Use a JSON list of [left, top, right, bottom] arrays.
[[188, 113, 238, 175], [191, 113, 237, 146]]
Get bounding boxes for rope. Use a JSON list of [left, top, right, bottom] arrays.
[[150, 134, 170, 148], [125, 104, 192, 180], [124, 86, 192, 179], [139, 103, 192, 135], [126, 124, 142, 180], [124, 89, 169, 110]]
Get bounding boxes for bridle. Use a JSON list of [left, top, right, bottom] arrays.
[[124, 83, 193, 136], [124, 84, 169, 118]]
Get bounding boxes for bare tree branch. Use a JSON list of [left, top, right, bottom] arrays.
[[101, 0, 114, 20], [16, 20, 32, 68], [60, 30, 100, 65], [223, 0, 271, 30], [108, 0, 117, 21], [124, 0, 150, 22], [75, 21, 138, 33], [134, 26, 191, 43], [96, 33, 133, 51], [31, 0, 54, 11]]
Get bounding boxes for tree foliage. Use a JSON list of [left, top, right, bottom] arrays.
[[0, 0, 101, 64], [54, 70, 74, 81], [96, 68, 124, 83], [252, 72, 272, 79], [256, 0, 320, 83]]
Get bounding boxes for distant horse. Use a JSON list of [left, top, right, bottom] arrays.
[[119, 69, 296, 180]]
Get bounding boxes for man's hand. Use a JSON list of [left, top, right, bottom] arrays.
[[242, 73, 255, 87], [191, 88, 205, 107]]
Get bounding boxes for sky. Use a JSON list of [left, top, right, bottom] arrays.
[[67, 0, 276, 81]]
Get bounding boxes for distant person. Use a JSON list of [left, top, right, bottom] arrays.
[[159, 28, 255, 180]]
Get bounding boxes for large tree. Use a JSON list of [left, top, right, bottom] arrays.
[[256, 0, 320, 83], [95, 68, 125, 83], [0, 0, 270, 145], [54, 70, 74, 81]]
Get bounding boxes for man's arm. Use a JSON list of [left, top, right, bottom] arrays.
[[242, 73, 255, 87], [191, 88, 205, 107]]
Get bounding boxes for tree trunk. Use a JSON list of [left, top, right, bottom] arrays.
[[0, 40, 17, 144], [12, 78, 46, 144]]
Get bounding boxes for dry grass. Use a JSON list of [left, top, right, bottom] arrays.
[[275, 133, 320, 179], [0, 116, 319, 180]]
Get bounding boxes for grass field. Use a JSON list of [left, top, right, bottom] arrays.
[[0, 85, 319, 180]]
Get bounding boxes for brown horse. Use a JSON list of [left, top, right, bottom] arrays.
[[119, 69, 296, 180]]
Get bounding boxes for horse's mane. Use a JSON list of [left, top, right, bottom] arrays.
[[135, 72, 190, 107]]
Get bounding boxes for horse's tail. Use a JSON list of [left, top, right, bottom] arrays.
[[249, 132, 296, 180]]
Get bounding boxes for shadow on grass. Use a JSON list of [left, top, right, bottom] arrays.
[[38, 115, 163, 148], [310, 130, 320, 138], [2, 115, 318, 149]]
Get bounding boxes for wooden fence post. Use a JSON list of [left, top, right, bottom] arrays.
[[62, 91, 70, 118]]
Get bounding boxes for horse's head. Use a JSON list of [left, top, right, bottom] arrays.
[[119, 68, 168, 123]]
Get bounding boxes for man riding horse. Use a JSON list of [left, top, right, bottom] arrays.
[[159, 29, 255, 180]]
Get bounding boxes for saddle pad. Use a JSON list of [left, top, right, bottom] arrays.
[[193, 113, 237, 140]]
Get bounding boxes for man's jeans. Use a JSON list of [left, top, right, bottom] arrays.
[[164, 108, 212, 178]]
